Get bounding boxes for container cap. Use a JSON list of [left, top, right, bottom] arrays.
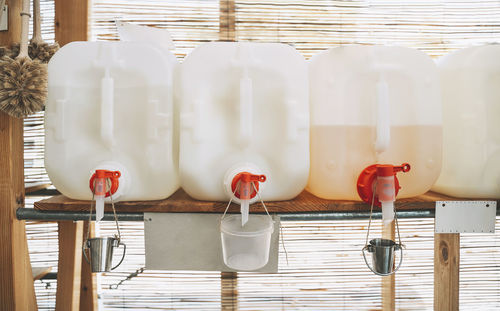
[[221, 215, 274, 237]]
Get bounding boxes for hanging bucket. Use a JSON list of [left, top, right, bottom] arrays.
[[362, 238, 403, 276], [83, 237, 126, 273], [220, 214, 274, 271], [83, 177, 126, 273]]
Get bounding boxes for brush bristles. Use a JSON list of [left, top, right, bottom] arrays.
[[0, 56, 48, 118], [4, 42, 60, 63], [29, 41, 60, 63], [3, 43, 21, 59]]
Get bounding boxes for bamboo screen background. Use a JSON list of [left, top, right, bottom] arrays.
[[24, 0, 500, 309]]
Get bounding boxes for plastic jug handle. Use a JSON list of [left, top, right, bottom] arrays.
[[101, 70, 115, 147], [239, 76, 253, 145], [147, 99, 171, 142], [286, 99, 308, 142], [375, 77, 390, 153], [46, 98, 67, 142]]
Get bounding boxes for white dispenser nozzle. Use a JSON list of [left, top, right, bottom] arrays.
[[377, 174, 396, 226], [94, 176, 106, 222], [381, 201, 394, 225], [95, 195, 105, 222], [241, 200, 249, 226]]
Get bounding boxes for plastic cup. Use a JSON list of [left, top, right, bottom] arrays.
[[220, 214, 274, 271]]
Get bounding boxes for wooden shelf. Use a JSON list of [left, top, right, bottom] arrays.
[[33, 189, 478, 214]]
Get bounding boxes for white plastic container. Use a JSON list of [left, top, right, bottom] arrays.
[[220, 214, 274, 271], [432, 45, 500, 198], [45, 41, 179, 201], [308, 45, 442, 200], [179, 42, 309, 206]]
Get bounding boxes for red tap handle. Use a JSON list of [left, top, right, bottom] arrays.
[[376, 163, 411, 177], [357, 163, 411, 207], [231, 172, 267, 200], [89, 170, 121, 197], [394, 163, 411, 174]]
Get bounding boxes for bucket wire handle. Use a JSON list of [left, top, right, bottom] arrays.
[[220, 181, 239, 221], [252, 182, 289, 266], [83, 181, 97, 264], [107, 179, 122, 243], [107, 179, 126, 270], [362, 184, 404, 276], [111, 241, 127, 271]]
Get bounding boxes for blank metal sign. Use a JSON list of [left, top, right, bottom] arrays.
[[435, 201, 496, 233]]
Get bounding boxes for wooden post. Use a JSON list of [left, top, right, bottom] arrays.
[[382, 221, 396, 311], [434, 233, 459, 311], [80, 221, 98, 311], [219, 0, 235, 41], [217, 12, 237, 309], [53, 1, 91, 309], [56, 221, 83, 311], [0, 0, 37, 310], [221, 272, 238, 311], [54, 0, 89, 46]]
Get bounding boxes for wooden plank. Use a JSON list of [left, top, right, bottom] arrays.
[[221, 272, 238, 311], [25, 182, 51, 194], [219, 0, 235, 41], [56, 221, 83, 311], [0, 0, 37, 309], [33, 189, 484, 213], [55, 0, 88, 46], [434, 233, 459, 311], [80, 221, 98, 311], [382, 221, 396, 311], [32, 266, 52, 281]]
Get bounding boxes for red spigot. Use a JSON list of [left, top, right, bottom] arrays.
[[89, 169, 121, 197], [357, 163, 411, 207], [231, 172, 266, 200]]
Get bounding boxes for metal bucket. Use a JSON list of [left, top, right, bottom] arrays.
[[362, 238, 403, 276], [83, 237, 126, 273]]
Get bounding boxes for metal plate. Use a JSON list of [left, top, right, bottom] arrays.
[[435, 201, 496, 233], [0, 5, 7, 31], [144, 213, 280, 272]]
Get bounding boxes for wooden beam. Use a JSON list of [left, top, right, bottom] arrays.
[[32, 266, 52, 281], [53, 2, 90, 309], [219, 0, 235, 41], [382, 221, 396, 311], [80, 221, 98, 311], [221, 272, 238, 311], [55, 0, 89, 46], [434, 233, 459, 311], [25, 182, 51, 194], [56, 221, 83, 311], [0, 0, 37, 310], [33, 190, 471, 214]]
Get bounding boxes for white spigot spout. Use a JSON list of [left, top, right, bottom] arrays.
[[381, 201, 394, 225], [96, 195, 105, 222], [241, 200, 249, 226]]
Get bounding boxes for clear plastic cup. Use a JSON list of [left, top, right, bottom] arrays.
[[220, 214, 274, 271]]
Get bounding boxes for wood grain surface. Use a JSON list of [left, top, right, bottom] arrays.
[[434, 233, 460, 311], [33, 189, 482, 214], [0, 1, 37, 309]]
